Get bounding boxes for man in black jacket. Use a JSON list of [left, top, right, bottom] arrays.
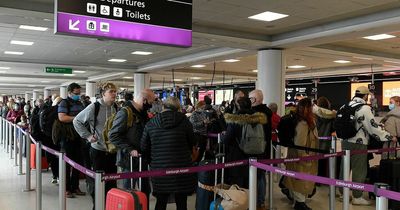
[[249, 89, 272, 210], [108, 89, 155, 196]]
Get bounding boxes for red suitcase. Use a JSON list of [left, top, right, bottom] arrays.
[[30, 144, 49, 170], [106, 157, 147, 210]]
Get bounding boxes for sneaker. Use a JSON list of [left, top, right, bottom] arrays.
[[352, 197, 372, 206], [66, 191, 75, 198], [74, 189, 86, 196], [294, 201, 312, 210], [51, 178, 58, 184]]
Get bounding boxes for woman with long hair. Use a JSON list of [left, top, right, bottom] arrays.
[[283, 98, 319, 210]]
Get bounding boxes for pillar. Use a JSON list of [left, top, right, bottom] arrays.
[[134, 73, 150, 100], [257, 49, 286, 116], [86, 81, 97, 103], [60, 86, 67, 99], [25, 93, 30, 102], [43, 89, 51, 100], [32, 91, 38, 102]]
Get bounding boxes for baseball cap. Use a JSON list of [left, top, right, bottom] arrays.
[[355, 86, 370, 95]]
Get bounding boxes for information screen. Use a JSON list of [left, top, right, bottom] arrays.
[[215, 89, 233, 105], [383, 81, 400, 105], [199, 90, 214, 103], [350, 82, 370, 98]]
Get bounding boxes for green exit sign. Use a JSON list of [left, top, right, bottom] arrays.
[[45, 67, 73, 74]]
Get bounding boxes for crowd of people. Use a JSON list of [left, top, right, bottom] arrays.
[[1, 83, 400, 210]]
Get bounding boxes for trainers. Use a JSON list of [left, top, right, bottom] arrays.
[[294, 201, 312, 210], [51, 178, 58, 184], [66, 191, 75, 198], [74, 189, 86, 196], [352, 197, 372, 206]]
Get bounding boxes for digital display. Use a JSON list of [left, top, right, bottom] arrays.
[[215, 89, 233, 105], [383, 81, 400, 105], [350, 82, 370, 98], [198, 90, 214, 103]]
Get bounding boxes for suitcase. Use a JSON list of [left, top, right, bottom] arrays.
[[30, 143, 49, 170], [379, 142, 400, 209], [106, 156, 148, 210]]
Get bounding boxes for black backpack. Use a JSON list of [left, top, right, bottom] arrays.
[[277, 112, 297, 147], [39, 103, 59, 137], [334, 103, 364, 139]]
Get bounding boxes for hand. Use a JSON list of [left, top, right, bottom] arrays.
[[87, 135, 97, 143], [130, 150, 140, 157], [392, 136, 398, 143]]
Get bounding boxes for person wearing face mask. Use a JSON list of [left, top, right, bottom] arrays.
[[58, 82, 86, 198], [108, 88, 156, 207], [381, 96, 400, 139], [7, 103, 23, 123]]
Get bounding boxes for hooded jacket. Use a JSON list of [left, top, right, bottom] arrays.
[[251, 104, 272, 158], [140, 110, 195, 194], [313, 105, 336, 140], [381, 106, 400, 137], [346, 97, 392, 145]]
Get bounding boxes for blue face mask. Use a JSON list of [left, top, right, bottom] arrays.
[[389, 103, 396, 110], [71, 95, 80, 101]]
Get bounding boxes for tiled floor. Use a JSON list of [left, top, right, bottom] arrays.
[[0, 144, 377, 210]]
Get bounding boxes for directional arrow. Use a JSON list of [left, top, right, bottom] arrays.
[[287, 95, 291, 100], [69, 20, 80, 31]]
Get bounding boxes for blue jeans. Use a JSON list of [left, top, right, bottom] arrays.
[[257, 170, 266, 206]]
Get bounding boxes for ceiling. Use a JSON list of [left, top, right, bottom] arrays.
[[1, 0, 400, 95]]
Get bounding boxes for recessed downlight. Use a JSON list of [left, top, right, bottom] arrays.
[[40, 81, 50, 83], [4, 51, 24, 55], [248, 11, 289, 22], [131, 51, 153, 55], [252, 69, 258, 73], [223, 59, 240, 63], [10, 40, 34, 46], [19, 25, 48, 31], [190, 77, 202, 80], [108, 59, 127, 63], [334, 60, 351, 64], [191, 65, 206, 68], [288, 65, 306, 69], [174, 79, 183, 82], [123, 76, 133, 79], [363, 34, 396, 40]]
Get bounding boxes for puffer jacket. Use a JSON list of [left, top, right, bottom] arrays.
[[381, 106, 400, 137], [140, 110, 195, 194], [314, 105, 336, 151], [346, 97, 392, 145]]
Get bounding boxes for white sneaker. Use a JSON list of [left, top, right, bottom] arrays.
[[352, 197, 372, 206], [338, 194, 352, 202]]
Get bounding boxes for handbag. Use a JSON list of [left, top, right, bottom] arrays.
[[216, 184, 249, 210]]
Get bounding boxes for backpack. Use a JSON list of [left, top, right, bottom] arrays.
[[277, 113, 297, 147], [39, 103, 58, 137], [237, 123, 265, 155], [334, 103, 364, 139], [94, 102, 134, 154]]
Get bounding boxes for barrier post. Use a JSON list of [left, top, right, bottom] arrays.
[[0, 118, 3, 145], [10, 124, 13, 159], [329, 137, 336, 210], [375, 183, 389, 210], [268, 141, 274, 210], [23, 132, 32, 192], [18, 132, 24, 175], [36, 141, 42, 210], [342, 150, 350, 210], [249, 158, 257, 210], [95, 171, 105, 210], [59, 152, 66, 210], [5, 122, 9, 150], [14, 125, 18, 165]]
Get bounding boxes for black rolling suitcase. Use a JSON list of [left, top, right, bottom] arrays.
[[379, 142, 400, 210]]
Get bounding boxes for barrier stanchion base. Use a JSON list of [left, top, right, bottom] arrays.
[[22, 189, 34, 192], [17, 173, 25, 175]]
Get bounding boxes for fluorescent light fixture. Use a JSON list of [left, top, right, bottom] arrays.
[[63, 74, 76, 76], [174, 79, 183, 82], [363, 34, 396, 40], [123, 76, 133, 79], [4, 51, 24, 55], [73, 70, 86, 73], [120, 87, 126, 90], [190, 77, 201, 80], [108, 59, 127, 63], [223, 59, 240, 63], [10, 40, 34, 46], [28, 85, 36, 87], [191, 64, 206, 68], [334, 60, 351, 64], [252, 69, 258, 73], [248, 11, 289, 22], [40, 81, 50, 83], [384, 60, 400, 64], [131, 51, 153, 55], [19, 25, 48, 31], [288, 65, 306, 69], [353, 56, 372, 60], [0, 67, 10, 70], [43, 19, 52, 22], [0, 71, 7, 73]]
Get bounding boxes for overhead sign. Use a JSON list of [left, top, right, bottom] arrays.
[[45, 67, 73, 74], [55, 0, 192, 47], [285, 86, 310, 102]]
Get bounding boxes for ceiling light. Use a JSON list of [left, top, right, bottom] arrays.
[[384, 60, 400, 64], [174, 79, 183, 82], [252, 69, 258, 73], [43, 19, 52, 22], [191, 65, 206, 68], [108, 59, 127, 62], [40, 81, 50, 83], [0, 67, 10, 70], [63, 74, 76, 76], [190, 77, 201, 80], [353, 56, 372, 60], [19, 25, 48, 31], [0, 71, 7, 73], [28, 85, 36, 87], [123, 76, 133, 79], [248, 11, 289, 22], [288, 65, 306, 69], [334, 60, 351, 64], [223, 59, 240, 63], [10, 40, 34, 46], [120, 87, 126, 90], [73, 70, 86, 73], [131, 51, 153, 55], [4, 51, 24, 55], [363, 34, 396, 40]]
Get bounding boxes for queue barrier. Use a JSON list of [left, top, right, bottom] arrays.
[[1, 117, 399, 210]]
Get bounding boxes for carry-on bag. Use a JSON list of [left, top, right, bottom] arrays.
[[379, 141, 400, 210], [30, 143, 49, 170], [106, 156, 147, 210]]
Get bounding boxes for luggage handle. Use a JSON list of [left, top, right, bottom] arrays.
[[214, 133, 225, 201], [130, 155, 143, 191], [382, 141, 400, 160]]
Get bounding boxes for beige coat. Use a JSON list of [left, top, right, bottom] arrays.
[[381, 107, 400, 137], [283, 120, 319, 195]]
